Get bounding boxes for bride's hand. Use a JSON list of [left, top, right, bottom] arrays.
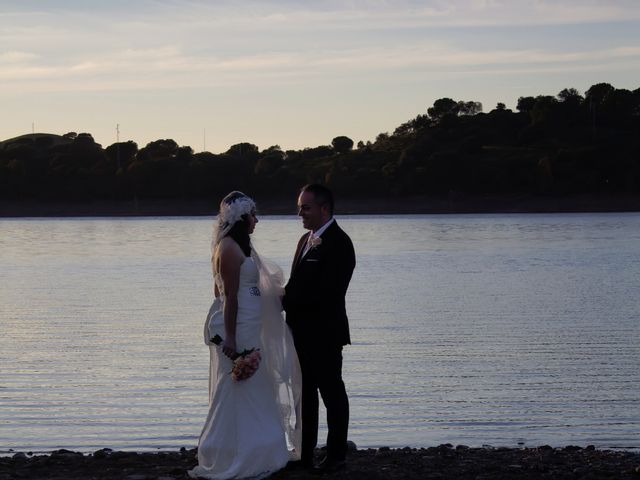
[[222, 338, 237, 359]]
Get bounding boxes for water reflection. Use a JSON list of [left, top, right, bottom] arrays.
[[1, 213, 639, 452]]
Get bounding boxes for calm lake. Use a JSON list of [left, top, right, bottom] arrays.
[[1, 213, 639, 453]]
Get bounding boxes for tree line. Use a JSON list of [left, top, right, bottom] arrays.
[[1, 82, 639, 204]]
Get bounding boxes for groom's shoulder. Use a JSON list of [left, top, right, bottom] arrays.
[[331, 220, 352, 239], [327, 221, 355, 250]]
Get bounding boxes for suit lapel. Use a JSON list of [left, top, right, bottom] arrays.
[[291, 232, 311, 276], [291, 221, 339, 275]]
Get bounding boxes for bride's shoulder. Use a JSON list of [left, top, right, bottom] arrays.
[[216, 237, 244, 260], [217, 236, 236, 249]]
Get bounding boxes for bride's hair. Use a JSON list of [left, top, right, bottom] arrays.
[[226, 219, 251, 258], [217, 191, 254, 257]]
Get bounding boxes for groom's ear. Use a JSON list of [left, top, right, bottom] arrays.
[[320, 202, 331, 220]]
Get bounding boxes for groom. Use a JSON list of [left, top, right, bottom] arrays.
[[283, 184, 356, 473]]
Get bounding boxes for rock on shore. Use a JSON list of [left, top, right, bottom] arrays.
[[2, 445, 640, 480]]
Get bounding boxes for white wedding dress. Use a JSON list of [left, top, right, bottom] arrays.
[[190, 254, 302, 480]]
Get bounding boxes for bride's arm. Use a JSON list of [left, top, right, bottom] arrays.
[[218, 239, 244, 358]]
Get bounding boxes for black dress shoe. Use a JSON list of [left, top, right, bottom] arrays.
[[311, 457, 346, 475], [284, 459, 314, 471]]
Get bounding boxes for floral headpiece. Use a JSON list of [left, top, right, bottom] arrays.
[[213, 193, 256, 246], [219, 195, 255, 229]]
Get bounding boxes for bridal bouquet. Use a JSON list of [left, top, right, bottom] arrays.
[[230, 349, 262, 382], [211, 334, 261, 382]]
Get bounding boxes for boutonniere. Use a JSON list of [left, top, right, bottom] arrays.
[[309, 236, 322, 249]]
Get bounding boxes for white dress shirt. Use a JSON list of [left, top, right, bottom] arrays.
[[301, 217, 334, 258]]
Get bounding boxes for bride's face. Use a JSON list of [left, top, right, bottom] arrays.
[[247, 210, 258, 234]]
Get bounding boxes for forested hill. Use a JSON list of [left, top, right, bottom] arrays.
[[1, 82, 639, 213]]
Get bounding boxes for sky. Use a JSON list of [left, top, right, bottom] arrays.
[[1, 0, 639, 153]]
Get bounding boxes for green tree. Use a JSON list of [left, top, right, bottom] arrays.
[[427, 98, 459, 121], [457, 100, 482, 116], [557, 88, 583, 105], [105, 141, 138, 173], [331, 136, 354, 154], [255, 145, 285, 176], [530, 96, 558, 124], [516, 96, 536, 113], [585, 83, 615, 107]]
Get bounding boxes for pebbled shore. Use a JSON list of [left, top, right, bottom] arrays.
[[2, 445, 640, 480]]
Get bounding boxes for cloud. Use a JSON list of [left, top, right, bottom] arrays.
[[3, 2, 639, 54], [1, 0, 639, 94], [2, 38, 639, 94], [419, 0, 640, 27], [0, 51, 38, 63], [6, 1, 639, 42], [163, 0, 640, 29]]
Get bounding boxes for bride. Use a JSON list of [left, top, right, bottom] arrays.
[[189, 191, 302, 479]]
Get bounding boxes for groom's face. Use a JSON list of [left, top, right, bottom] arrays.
[[297, 191, 328, 231]]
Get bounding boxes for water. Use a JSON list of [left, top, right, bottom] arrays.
[[1, 213, 639, 453]]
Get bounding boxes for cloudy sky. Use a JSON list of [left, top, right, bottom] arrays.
[[1, 0, 639, 152]]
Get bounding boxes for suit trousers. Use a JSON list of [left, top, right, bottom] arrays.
[[293, 337, 349, 463]]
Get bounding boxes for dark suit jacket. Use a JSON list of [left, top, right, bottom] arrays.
[[283, 220, 356, 346]]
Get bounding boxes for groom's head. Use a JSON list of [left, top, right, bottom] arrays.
[[298, 184, 333, 231]]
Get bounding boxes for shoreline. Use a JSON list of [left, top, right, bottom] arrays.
[[2, 193, 640, 217], [2, 445, 639, 479]]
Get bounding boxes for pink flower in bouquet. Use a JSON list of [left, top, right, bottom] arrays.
[[211, 335, 261, 382], [231, 349, 261, 382]]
